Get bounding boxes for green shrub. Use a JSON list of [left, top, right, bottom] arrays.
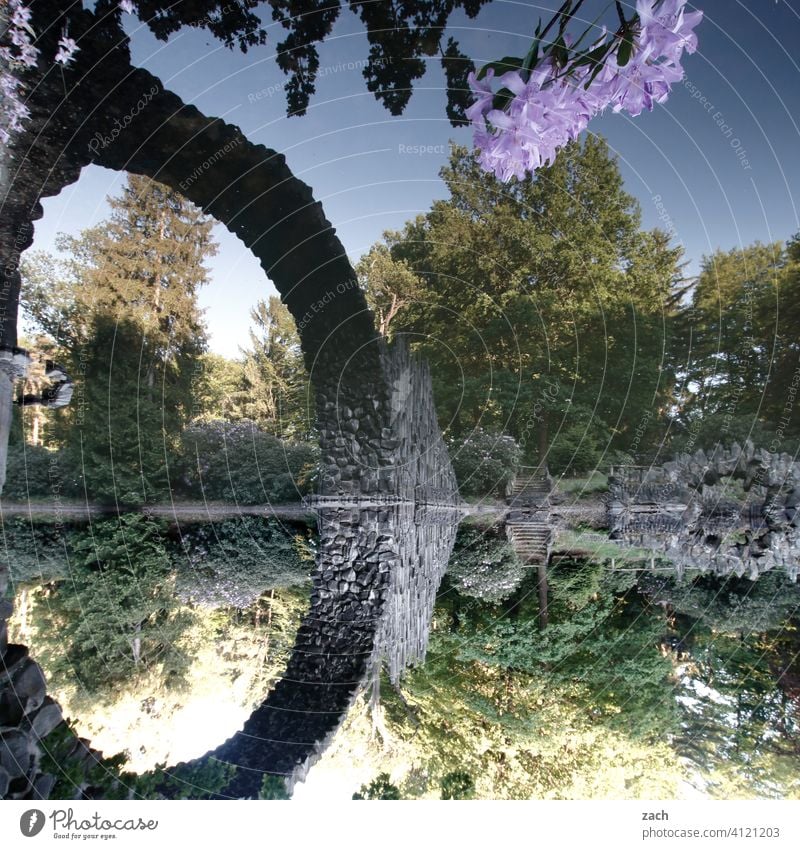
[[3, 444, 80, 501], [1, 517, 72, 585], [440, 771, 475, 799], [178, 420, 318, 503], [353, 773, 402, 800], [259, 774, 290, 800], [446, 525, 527, 603], [449, 429, 522, 499], [172, 516, 312, 607]]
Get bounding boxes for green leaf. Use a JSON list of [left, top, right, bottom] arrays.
[[476, 56, 525, 81], [574, 40, 613, 70], [616, 33, 634, 68], [550, 35, 569, 68], [522, 38, 541, 74], [491, 87, 515, 112]]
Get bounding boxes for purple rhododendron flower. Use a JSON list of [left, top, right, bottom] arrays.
[[54, 35, 79, 66], [469, 0, 703, 181], [1, 1, 40, 145]]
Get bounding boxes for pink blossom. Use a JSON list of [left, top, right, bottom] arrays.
[[1, 1, 39, 145], [54, 34, 79, 66], [469, 0, 704, 181]]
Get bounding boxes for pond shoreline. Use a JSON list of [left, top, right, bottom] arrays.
[[0, 497, 608, 523]]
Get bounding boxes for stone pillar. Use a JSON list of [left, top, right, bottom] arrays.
[[0, 349, 32, 493]]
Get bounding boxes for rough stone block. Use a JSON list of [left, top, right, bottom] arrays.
[[33, 772, 57, 800], [30, 699, 63, 740], [0, 645, 29, 682], [12, 660, 47, 715], [0, 730, 30, 779]]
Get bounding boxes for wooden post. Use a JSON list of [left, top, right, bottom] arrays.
[[537, 562, 549, 631], [0, 371, 13, 494]]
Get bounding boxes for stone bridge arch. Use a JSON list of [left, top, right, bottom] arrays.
[[0, 4, 460, 799]]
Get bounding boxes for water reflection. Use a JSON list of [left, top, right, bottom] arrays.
[[2, 512, 800, 799]]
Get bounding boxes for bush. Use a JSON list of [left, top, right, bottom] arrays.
[[440, 771, 475, 799], [29, 515, 197, 692], [449, 429, 522, 499], [353, 773, 402, 800], [3, 444, 80, 501], [547, 408, 610, 475], [259, 774, 290, 800], [172, 516, 312, 607], [178, 419, 318, 503], [446, 525, 527, 603]]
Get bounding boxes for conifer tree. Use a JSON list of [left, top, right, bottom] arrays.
[[21, 175, 217, 502], [238, 296, 308, 439]]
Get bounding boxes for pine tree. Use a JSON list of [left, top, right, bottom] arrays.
[[674, 242, 783, 447], [21, 175, 217, 503], [191, 353, 246, 421], [238, 296, 308, 438], [29, 514, 197, 692]]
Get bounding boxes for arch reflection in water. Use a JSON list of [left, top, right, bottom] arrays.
[[203, 339, 462, 797]]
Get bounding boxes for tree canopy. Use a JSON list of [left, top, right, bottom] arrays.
[[360, 137, 684, 468]]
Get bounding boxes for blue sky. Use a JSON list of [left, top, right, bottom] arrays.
[[31, 1, 800, 357]]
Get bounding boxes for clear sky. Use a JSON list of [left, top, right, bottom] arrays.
[[30, 1, 800, 357]]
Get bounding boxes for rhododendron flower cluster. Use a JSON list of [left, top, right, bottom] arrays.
[[468, 0, 704, 182], [1, 2, 135, 145], [54, 34, 79, 67], [1, 0, 39, 144]]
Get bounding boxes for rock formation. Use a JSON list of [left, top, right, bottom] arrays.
[[608, 441, 800, 582]]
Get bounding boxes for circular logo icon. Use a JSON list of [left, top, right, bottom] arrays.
[[20, 810, 46, 837]]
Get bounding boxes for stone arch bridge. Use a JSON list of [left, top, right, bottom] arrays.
[[0, 0, 459, 799]]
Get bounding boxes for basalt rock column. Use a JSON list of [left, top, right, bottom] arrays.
[[608, 443, 800, 582]]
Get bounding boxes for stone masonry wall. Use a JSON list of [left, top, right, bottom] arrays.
[[608, 441, 800, 581]]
